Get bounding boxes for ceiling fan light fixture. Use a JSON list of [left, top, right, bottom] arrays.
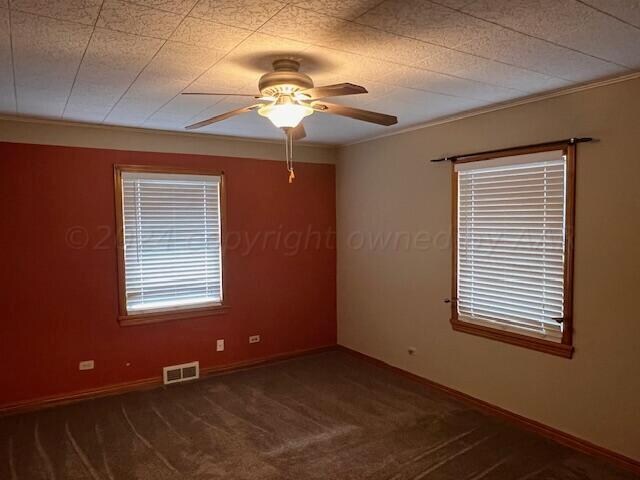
[[258, 96, 313, 128]]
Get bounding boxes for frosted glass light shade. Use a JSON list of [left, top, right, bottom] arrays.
[[259, 98, 313, 128]]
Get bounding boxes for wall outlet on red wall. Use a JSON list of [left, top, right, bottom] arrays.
[[79, 360, 94, 371]]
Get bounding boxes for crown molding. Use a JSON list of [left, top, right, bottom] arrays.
[[2, 71, 638, 150], [343, 71, 640, 147], [0, 114, 335, 149]]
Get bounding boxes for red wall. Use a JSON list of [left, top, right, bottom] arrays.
[[0, 142, 336, 408]]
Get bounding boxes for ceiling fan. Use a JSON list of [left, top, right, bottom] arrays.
[[182, 59, 398, 182]]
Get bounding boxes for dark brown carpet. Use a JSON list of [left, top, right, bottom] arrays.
[[0, 351, 635, 479]]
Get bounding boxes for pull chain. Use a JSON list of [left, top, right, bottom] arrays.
[[285, 128, 295, 183]]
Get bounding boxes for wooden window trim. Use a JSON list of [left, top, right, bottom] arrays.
[[450, 142, 575, 358], [114, 164, 228, 327]]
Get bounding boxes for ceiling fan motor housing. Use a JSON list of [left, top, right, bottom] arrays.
[[259, 59, 314, 97]]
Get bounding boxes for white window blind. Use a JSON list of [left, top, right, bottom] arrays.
[[121, 171, 222, 313], [455, 150, 567, 342]]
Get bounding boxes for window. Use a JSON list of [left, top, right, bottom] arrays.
[[450, 144, 575, 357], [114, 166, 226, 325]]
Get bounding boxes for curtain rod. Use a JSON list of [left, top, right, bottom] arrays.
[[429, 137, 593, 163]]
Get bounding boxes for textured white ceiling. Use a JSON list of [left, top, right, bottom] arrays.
[[0, 0, 638, 144]]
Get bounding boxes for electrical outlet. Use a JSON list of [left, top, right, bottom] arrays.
[[79, 360, 94, 371], [249, 335, 260, 344], [407, 347, 417, 355], [216, 339, 224, 352]]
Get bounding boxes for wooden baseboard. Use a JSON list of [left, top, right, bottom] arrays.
[[200, 345, 336, 377], [0, 345, 336, 417], [336, 345, 640, 475], [4, 344, 636, 474]]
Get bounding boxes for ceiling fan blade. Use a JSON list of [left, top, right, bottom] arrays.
[[291, 123, 306, 140], [182, 92, 261, 97], [185, 104, 261, 130], [299, 83, 367, 100], [312, 101, 398, 126]]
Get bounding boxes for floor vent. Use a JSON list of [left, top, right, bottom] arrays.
[[163, 361, 200, 385]]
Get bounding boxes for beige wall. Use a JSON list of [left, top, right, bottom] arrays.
[[337, 77, 640, 460], [0, 116, 337, 164]]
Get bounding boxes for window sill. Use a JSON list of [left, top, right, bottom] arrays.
[[450, 318, 574, 358], [119, 304, 229, 327]]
